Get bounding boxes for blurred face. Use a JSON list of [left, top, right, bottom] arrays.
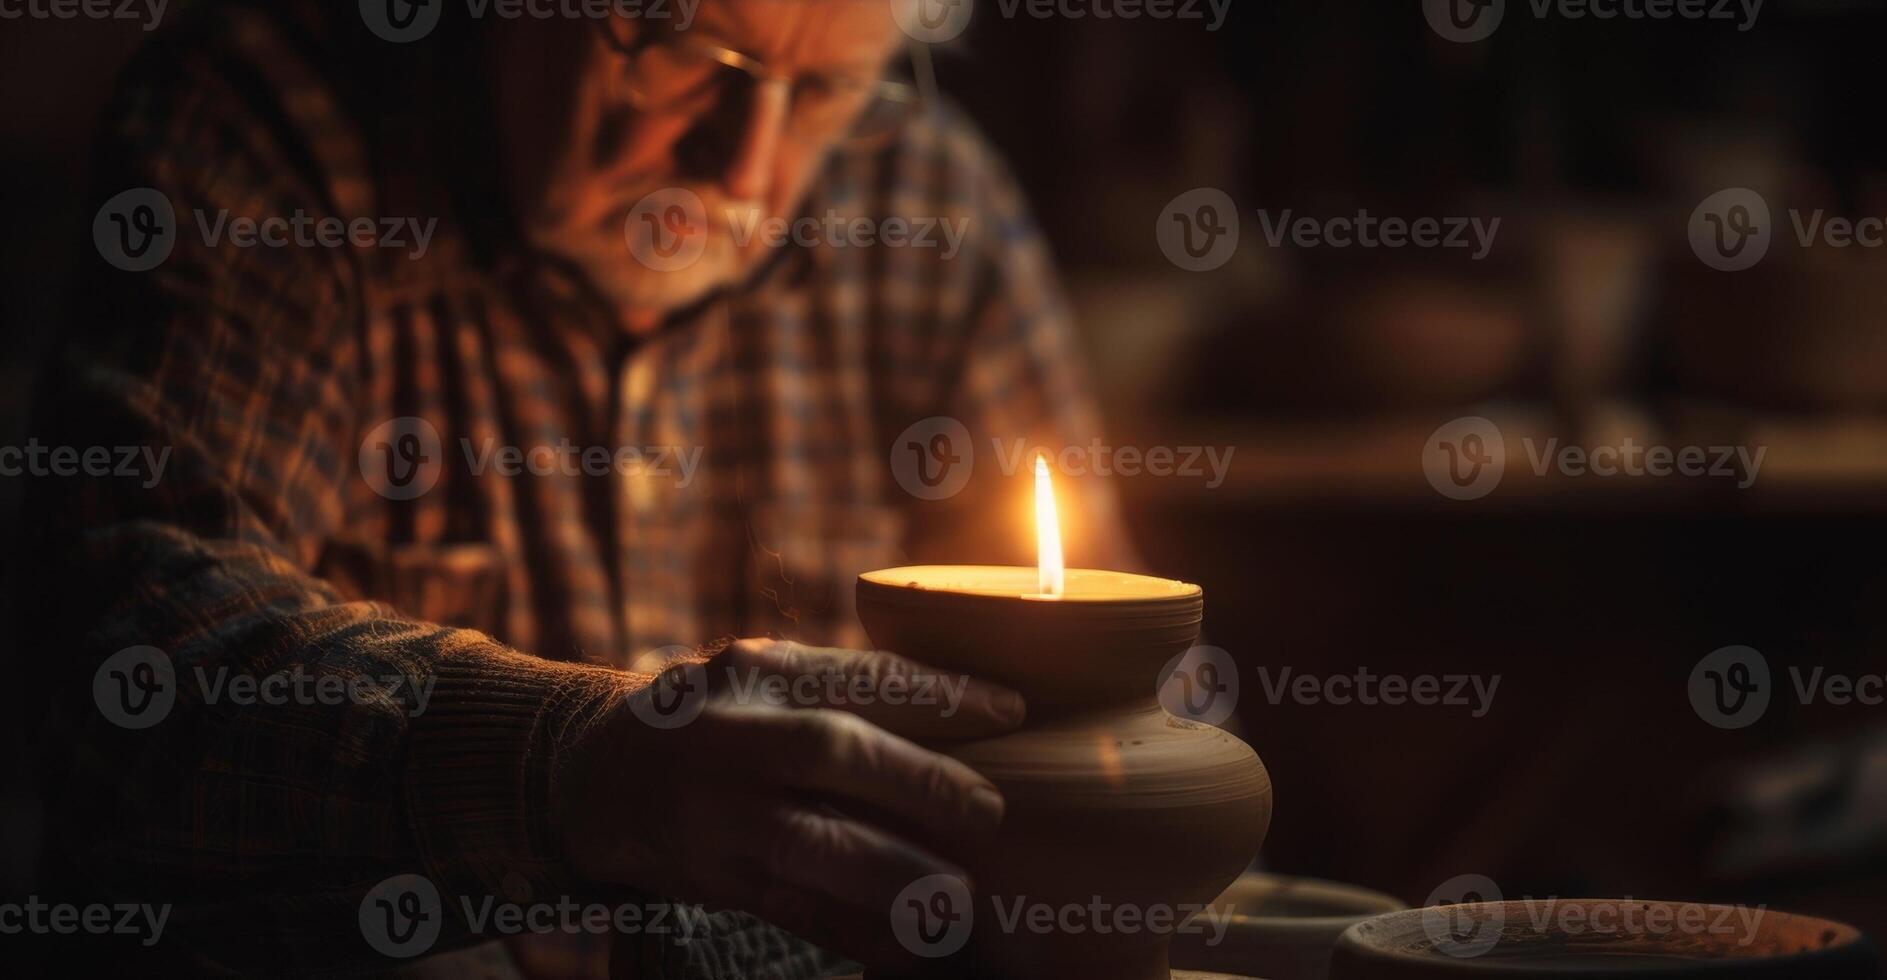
[[487, 0, 908, 328]]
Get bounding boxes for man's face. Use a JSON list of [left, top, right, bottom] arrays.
[[488, 0, 908, 326]]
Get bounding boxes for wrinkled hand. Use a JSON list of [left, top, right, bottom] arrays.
[[555, 638, 1026, 965]]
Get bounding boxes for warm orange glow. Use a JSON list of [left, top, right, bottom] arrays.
[[1034, 455, 1065, 597]]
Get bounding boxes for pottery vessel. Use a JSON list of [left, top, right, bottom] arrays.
[[1332, 900, 1879, 978], [857, 566, 1273, 980], [1171, 872, 1405, 980]]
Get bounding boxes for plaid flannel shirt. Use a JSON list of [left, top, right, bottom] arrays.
[[26, 1, 1125, 976]]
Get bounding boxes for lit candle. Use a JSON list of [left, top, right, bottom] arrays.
[[1034, 455, 1065, 598], [860, 449, 1197, 612], [858, 457, 1205, 691]]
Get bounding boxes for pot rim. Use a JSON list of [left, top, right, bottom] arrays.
[[859, 565, 1202, 604]]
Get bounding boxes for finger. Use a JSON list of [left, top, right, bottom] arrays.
[[724, 639, 1026, 739], [748, 708, 1007, 850]]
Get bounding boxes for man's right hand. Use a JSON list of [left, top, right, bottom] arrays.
[[553, 638, 1026, 965]]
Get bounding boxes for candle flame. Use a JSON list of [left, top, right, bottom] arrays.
[[1034, 455, 1064, 597]]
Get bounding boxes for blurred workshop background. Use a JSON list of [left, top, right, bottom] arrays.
[[5, 0, 1887, 954]]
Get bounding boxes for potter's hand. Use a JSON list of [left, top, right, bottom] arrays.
[[555, 638, 1025, 964]]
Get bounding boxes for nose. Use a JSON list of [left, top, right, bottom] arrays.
[[722, 77, 791, 203]]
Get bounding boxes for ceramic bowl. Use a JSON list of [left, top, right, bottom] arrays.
[[1331, 900, 1878, 978]]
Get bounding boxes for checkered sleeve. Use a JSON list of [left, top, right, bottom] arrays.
[[24, 25, 635, 974]]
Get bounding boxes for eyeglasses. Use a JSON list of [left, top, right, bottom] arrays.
[[594, 18, 930, 150]]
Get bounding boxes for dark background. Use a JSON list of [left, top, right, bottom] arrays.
[[5, 0, 1887, 962], [943, 0, 1887, 941]]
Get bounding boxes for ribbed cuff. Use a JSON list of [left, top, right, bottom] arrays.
[[405, 640, 635, 909]]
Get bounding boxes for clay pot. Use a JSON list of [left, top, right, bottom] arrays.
[[1170, 872, 1406, 980], [857, 566, 1273, 980], [1331, 900, 1879, 978]]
